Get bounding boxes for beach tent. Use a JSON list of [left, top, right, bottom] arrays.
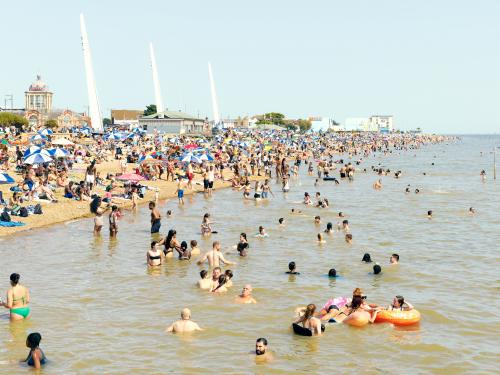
[[51, 138, 74, 146], [0, 173, 15, 184], [24, 152, 53, 164]]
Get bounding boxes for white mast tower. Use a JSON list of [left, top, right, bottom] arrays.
[[149, 42, 164, 115], [79, 14, 103, 131], [208, 62, 220, 127]]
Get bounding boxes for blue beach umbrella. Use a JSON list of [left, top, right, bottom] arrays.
[[0, 173, 15, 184], [30, 134, 47, 143], [38, 128, 53, 136], [24, 152, 53, 164], [180, 153, 201, 163], [198, 153, 214, 162], [24, 146, 41, 157], [48, 148, 69, 158]]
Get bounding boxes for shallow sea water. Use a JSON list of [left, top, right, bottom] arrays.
[[1, 135, 499, 374]]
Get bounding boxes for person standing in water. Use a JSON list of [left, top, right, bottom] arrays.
[[235, 285, 257, 304], [255, 338, 273, 362], [90, 196, 110, 235], [197, 241, 236, 267], [1, 273, 30, 320], [149, 201, 162, 234], [165, 308, 203, 333], [109, 205, 119, 238]]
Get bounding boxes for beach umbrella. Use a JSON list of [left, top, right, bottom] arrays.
[[30, 134, 47, 143], [23, 146, 41, 157], [184, 143, 198, 150], [48, 148, 69, 158], [24, 152, 53, 164], [0, 173, 15, 184], [180, 153, 201, 163], [198, 153, 214, 161], [116, 173, 146, 182], [38, 128, 53, 136], [51, 138, 74, 146], [105, 133, 124, 141]]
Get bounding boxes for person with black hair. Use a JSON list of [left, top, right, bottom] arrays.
[[286, 262, 300, 275], [388, 295, 414, 311], [109, 205, 119, 237], [373, 264, 382, 275], [328, 268, 337, 278], [24, 332, 46, 369], [362, 253, 372, 263], [197, 270, 212, 290], [255, 338, 273, 362], [390, 254, 399, 264], [1, 273, 30, 320]]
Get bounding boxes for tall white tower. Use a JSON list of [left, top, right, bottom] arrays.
[[149, 42, 164, 114], [80, 14, 103, 130], [208, 62, 220, 127]]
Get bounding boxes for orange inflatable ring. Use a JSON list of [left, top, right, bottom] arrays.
[[375, 309, 421, 326], [343, 311, 370, 327]]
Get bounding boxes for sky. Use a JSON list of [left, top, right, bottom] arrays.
[[1, 0, 499, 134]]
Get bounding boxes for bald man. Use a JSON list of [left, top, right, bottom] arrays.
[[235, 285, 257, 304], [165, 308, 203, 333]]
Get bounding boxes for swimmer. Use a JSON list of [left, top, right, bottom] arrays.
[[211, 274, 228, 293], [362, 253, 372, 263], [338, 212, 345, 218], [373, 264, 382, 275], [314, 216, 321, 225], [24, 333, 46, 369], [291, 208, 302, 215], [197, 270, 212, 290], [373, 179, 382, 189], [255, 226, 268, 238], [405, 187, 410, 193], [197, 241, 235, 267], [387, 295, 414, 311], [390, 253, 399, 264], [210, 267, 222, 286], [190, 240, 201, 255], [286, 261, 300, 275], [166, 308, 203, 333], [224, 270, 234, 288], [278, 217, 285, 226], [147, 241, 163, 266], [255, 338, 273, 362], [415, 189, 420, 194], [237, 242, 249, 257], [166, 210, 172, 218], [345, 233, 353, 244], [176, 240, 191, 260], [427, 210, 433, 219], [294, 304, 322, 336], [328, 268, 337, 278], [235, 284, 257, 304], [480, 170, 486, 181], [342, 219, 350, 232], [468, 207, 476, 215], [324, 222, 334, 234], [317, 233, 326, 244], [303, 192, 312, 205], [201, 213, 213, 236]]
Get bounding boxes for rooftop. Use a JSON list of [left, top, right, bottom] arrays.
[[141, 110, 200, 121]]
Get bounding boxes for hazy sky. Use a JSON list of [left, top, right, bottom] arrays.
[[1, 0, 499, 133]]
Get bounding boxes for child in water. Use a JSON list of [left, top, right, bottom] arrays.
[[24, 332, 46, 369]]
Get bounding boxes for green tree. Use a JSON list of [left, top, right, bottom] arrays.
[[256, 112, 286, 125], [103, 118, 112, 126], [143, 104, 157, 116], [297, 119, 312, 132], [0, 112, 28, 128], [45, 119, 58, 129]]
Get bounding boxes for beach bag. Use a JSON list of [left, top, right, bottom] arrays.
[[1, 210, 11, 222], [19, 207, 29, 217], [34, 204, 43, 215]]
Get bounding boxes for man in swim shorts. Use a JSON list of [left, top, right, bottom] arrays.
[[149, 201, 161, 234]]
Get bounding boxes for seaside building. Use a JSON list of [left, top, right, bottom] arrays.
[[309, 117, 342, 132], [368, 115, 394, 132], [139, 110, 206, 135], [111, 109, 143, 126]]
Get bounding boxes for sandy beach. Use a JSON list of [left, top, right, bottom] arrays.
[[0, 159, 245, 237]]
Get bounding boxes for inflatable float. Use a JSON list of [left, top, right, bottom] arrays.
[[292, 323, 326, 336], [343, 311, 370, 327], [375, 309, 421, 326]]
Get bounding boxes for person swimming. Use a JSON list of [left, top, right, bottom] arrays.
[[24, 332, 46, 369], [324, 222, 333, 233], [373, 264, 382, 274], [286, 261, 300, 275], [317, 233, 326, 244], [390, 253, 399, 264], [328, 268, 337, 277], [362, 253, 372, 263]]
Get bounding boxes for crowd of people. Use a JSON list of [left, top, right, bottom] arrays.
[[1, 126, 458, 367]]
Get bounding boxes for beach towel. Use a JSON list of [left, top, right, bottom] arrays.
[[0, 221, 25, 227]]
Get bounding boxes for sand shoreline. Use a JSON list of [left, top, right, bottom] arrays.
[[1, 159, 262, 237]]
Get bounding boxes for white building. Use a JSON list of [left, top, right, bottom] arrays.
[[345, 118, 369, 131], [139, 110, 206, 134], [309, 117, 341, 132], [369, 116, 394, 132]]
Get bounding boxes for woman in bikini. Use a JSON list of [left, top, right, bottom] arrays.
[[294, 304, 323, 335], [147, 241, 164, 266], [1, 273, 31, 320], [201, 213, 213, 236], [158, 229, 180, 258]]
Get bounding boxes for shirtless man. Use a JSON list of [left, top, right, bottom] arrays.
[[149, 201, 161, 234], [197, 241, 235, 267], [197, 270, 212, 290], [235, 284, 257, 304], [255, 338, 273, 362], [165, 308, 203, 333]]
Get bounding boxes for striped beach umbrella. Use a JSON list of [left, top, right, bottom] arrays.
[[24, 152, 53, 164]]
